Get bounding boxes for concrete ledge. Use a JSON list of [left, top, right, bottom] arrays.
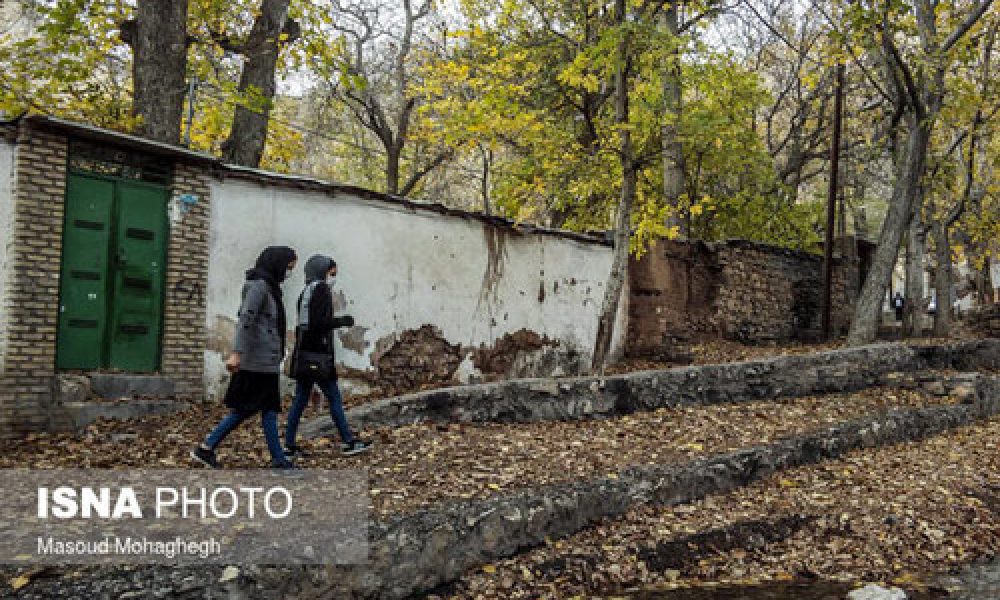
[[267, 373, 1000, 599], [302, 338, 1000, 437], [88, 374, 177, 400], [62, 399, 191, 431]]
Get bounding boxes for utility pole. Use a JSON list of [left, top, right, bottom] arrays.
[[822, 61, 845, 340], [183, 77, 198, 147]]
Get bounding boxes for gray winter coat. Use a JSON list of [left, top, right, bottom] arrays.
[[232, 279, 285, 373]]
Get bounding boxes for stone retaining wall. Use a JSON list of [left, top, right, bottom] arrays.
[[303, 339, 1000, 437], [234, 372, 1000, 599], [627, 239, 864, 357], [970, 305, 1000, 337]]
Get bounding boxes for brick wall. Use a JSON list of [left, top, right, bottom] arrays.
[[627, 238, 859, 358], [0, 125, 69, 435], [0, 125, 211, 438], [160, 164, 211, 397]]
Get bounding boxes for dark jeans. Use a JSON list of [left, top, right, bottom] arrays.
[[286, 378, 354, 449], [204, 409, 291, 467]]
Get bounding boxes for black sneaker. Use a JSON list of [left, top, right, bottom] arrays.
[[341, 439, 373, 456], [190, 446, 220, 469], [284, 445, 308, 459]]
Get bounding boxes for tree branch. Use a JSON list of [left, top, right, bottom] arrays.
[[399, 149, 453, 196], [941, 0, 996, 53]]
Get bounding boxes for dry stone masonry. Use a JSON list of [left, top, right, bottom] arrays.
[[303, 339, 1000, 436], [971, 304, 1000, 337], [628, 239, 863, 358]]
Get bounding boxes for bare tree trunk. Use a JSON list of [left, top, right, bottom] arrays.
[[222, 0, 296, 167], [592, 0, 633, 371], [903, 212, 926, 337], [661, 2, 685, 236], [932, 221, 954, 336], [847, 115, 931, 345], [121, 0, 188, 144]]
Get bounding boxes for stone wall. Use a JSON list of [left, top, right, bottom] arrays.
[[303, 338, 1000, 436], [970, 304, 1000, 337], [628, 239, 859, 358]]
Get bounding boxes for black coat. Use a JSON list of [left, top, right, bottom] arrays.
[[292, 282, 353, 380]]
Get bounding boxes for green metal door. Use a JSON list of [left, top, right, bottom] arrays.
[[108, 181, 168, 372], [56, 175, 115, 370], [56, 175, 168, 372]]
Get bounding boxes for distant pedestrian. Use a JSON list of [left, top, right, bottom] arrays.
[[284, 255, 372, 458], [191, 246, 298, 469], [892, 292, 905, 322]]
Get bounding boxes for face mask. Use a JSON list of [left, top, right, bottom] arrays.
[[326, 275, 337, 286]]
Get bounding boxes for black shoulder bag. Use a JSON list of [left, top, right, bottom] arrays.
[[291, 281, 334, 380], [293, 333, 333, 380]]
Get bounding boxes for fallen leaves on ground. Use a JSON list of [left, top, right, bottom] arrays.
[[0, 385, 953, 518], [441, 412, 1000, 599]]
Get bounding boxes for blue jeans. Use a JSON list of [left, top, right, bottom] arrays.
[[204, 410, 291, 466], [286, 378, 353, 448]]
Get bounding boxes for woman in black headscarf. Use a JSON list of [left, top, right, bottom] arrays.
[[192, 246, 298, 469], [284, 255, 372, 458]]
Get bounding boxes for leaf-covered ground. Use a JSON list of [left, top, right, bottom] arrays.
[[435, 414, 1000, 599], [0, 338, 989, 598], [0, 386, 952, 517]]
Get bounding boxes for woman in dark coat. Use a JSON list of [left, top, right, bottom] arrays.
[[191, 246, 298, 469], [284, 255, 372, 457]]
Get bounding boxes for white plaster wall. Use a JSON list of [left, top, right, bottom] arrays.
[[0, 138, 14, 374], [206, 177, 627, 395]]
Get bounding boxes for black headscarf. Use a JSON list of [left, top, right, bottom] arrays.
[[246, 246, 297, 355]]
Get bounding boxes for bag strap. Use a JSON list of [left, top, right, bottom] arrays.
[[297, 281, 322, 329]]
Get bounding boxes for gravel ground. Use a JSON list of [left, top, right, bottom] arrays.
[[435, 412, 1000, 599]]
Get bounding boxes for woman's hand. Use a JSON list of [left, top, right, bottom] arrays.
[[225, 352, 242, 374]]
